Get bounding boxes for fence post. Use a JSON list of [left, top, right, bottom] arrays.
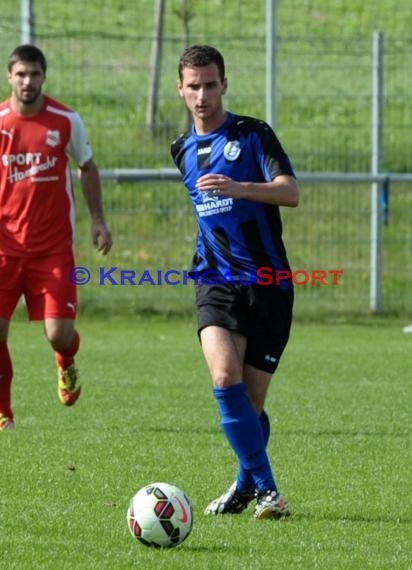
[[266, 0, 276, 129], [146, 0, 165, 130], [370, 31, 384, 312], [21, 0, 35, 44]]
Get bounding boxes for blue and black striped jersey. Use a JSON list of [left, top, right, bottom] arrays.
[[171, 112, 295, 281]]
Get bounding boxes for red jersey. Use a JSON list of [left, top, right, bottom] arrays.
[[0, 95, 93, 256]]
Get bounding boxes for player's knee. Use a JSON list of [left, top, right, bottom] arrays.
[[45, 322, 75, 351], [212, 371, 238, 389]]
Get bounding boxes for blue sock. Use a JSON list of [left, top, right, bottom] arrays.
[[236, 410, 272, 492], [213, 384, 276, 493]]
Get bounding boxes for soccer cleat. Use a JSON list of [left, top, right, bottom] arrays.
[[253, 490, 290, 520], [57, 365, 81, 406], [0, 414, 15, 430], [204, 482, 256, 515]]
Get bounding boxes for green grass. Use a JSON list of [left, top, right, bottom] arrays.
[[1, 316, 410, 569], [0, 12, 410, 565]]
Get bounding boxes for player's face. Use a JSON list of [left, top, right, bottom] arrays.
[[178, 63, 227, 131], [8, 60, 45, 106]]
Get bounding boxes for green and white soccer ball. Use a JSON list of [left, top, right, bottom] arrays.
[[127, 482, 193, 548]]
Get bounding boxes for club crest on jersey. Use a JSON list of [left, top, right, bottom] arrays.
[[223, 140, 241, 161], [46, 130, 61, 147]]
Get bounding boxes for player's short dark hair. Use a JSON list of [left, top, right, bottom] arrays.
[[8, 44, 47, 74], [178, 44, 225, 82]]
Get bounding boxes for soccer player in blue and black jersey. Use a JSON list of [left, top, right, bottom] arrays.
[[171, 45, 300, 520]]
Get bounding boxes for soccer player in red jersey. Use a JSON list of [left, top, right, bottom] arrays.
[[0, 45, 112, 430]]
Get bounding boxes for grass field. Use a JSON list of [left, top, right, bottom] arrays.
[[0, 4, 411, 564], [1, 315, 410, 569]]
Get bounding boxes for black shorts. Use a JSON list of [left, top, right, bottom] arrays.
[[195, 280, 294, 373]]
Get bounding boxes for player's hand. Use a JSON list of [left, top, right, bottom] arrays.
[[91, 221, 112, 255], [195, 173, 242, 198]]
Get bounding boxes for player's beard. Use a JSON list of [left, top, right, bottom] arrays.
[[18, 87, 42, 105]]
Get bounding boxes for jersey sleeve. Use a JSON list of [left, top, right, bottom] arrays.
[[66, 112, 93, 167], [171, 131, 190, 175], [252, 120, 295, 181]]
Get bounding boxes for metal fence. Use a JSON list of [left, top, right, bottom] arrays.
[[70, 171, 411, 318], [1, 0, 411, 317]]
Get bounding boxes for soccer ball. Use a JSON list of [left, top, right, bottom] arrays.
[[127, 482, 193, 548]]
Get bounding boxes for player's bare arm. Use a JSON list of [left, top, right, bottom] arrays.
[[79, 158, 113, 255], [195, 173, 299, 207]]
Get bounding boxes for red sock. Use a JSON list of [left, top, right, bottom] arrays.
[[55, 330, 80, 369], [0, 341, 14, 419]]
